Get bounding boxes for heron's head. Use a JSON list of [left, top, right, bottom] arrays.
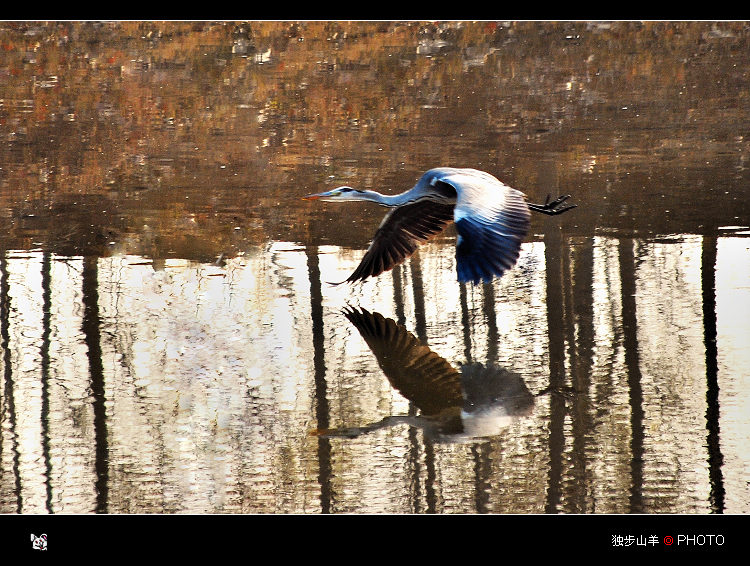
[[302, 186, 367, 202]]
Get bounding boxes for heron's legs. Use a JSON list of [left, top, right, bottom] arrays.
[[528, 194, 577, 216]]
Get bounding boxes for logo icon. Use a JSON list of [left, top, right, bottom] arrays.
[[31, 533, 48, 551]]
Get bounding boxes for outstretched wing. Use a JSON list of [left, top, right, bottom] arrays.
[[345, 199, 455, 283], [343, 307, 463, 416], [438, 169, 530, 285]]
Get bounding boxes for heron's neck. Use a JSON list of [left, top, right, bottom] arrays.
[[357, 190, 414, 207]]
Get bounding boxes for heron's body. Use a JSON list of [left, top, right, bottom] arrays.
[[303, 167, 575, 285]]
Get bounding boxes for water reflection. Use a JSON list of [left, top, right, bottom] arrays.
[[316, 307, 537, 442], [0, 231, 747, 513]]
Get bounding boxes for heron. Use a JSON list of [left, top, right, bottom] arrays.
[[302, 167, 576, 285]]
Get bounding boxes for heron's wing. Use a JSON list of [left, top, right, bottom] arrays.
[[343, 307, 463, 416], [438, 169, 531, 284], [345, 199, 455, 283]]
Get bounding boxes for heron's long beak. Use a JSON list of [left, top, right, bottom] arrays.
[[302, 189, 336, 201]]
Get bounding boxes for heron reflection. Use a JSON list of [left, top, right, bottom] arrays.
[[316, 307, 538, 443], [302, 167, 575, 285]]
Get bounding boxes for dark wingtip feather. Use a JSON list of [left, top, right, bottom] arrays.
[[343, 200, 455, 283], [454, 216, 525, 285]]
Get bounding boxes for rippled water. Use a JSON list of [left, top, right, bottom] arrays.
[[0, 21, 749, 515]]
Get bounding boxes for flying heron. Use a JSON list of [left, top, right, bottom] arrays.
[[302, 167, 576, 285]]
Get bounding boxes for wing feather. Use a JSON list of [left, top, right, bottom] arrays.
[[343, 307, 463, 415], [345, 199, 455, 283], [438, 169, 531, 285]]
